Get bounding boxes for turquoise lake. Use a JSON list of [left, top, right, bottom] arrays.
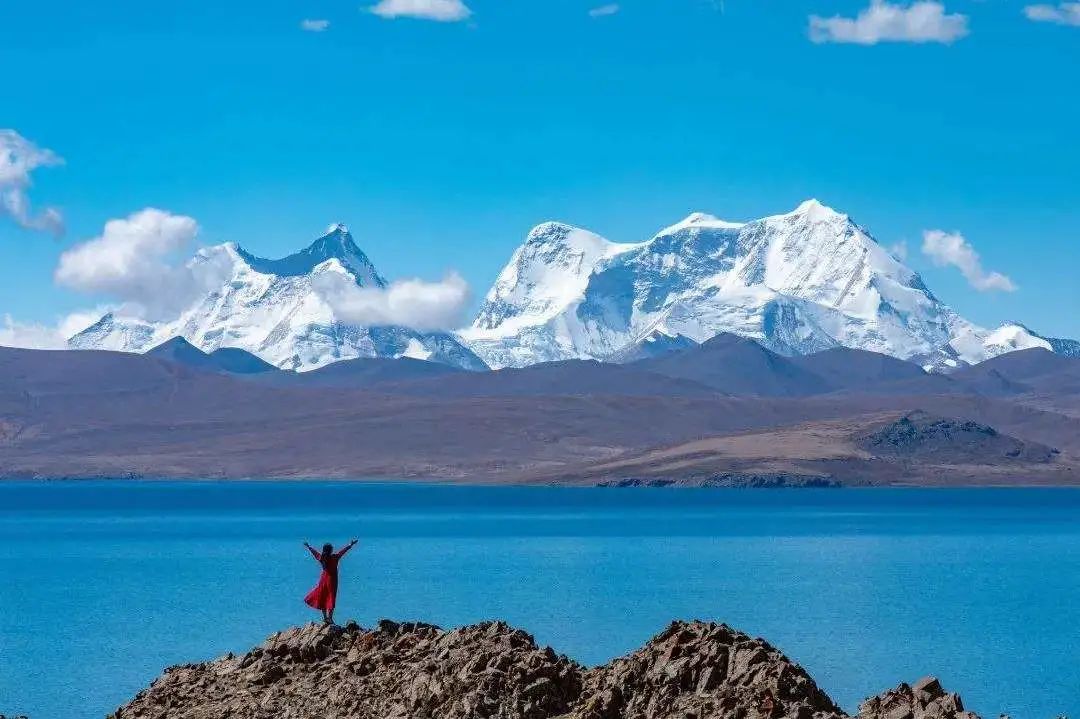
[[0, 482, 1077, 719]]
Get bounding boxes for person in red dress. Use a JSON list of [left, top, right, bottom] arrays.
[[302, 539, 358, 625]]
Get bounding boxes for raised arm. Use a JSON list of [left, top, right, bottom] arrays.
[[335, 539, 359, 559], [303, 542, 321, 561]]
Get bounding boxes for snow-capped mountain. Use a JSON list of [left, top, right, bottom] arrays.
[[461, 200, 1071, 370], [65, 205, 1074, 375], [68, 225, 487, 372], [975, 322, 1080, 358]]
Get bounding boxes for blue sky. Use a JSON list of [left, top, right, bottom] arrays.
[[2, 0, 1078, 338]]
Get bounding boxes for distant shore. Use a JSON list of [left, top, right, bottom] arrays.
[[5, 473, 1080, 487]]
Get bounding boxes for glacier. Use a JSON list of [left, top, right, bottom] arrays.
[[461, 200, 1069, 370], [68, 224, 488, 372]]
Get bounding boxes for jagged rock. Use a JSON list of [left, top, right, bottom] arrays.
[[110, 620, 983, 719], [858, 677, 980, 719], [570, 621, 845, 719], [109, 620, 581, 719]]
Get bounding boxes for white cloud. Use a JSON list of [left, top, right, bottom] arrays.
[[301, 19, 331, 32], [369, 0, 472, 22], [589, 4, 621, 17], [809, 1, 969, 45], [58, 310, 103, 339], [313, 270, 471, 331], [1024, 3, 1080, 26], [0, 129, 65, 237], [0, 315, 67, 349], [0, 310, 100, 349], [54, 208, 231, 320], [921, 229, 1016, 293], [889, 241, 909, 262]]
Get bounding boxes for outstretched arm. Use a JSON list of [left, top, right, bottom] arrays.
[[303, 542, 321, 560], [335, 539, 359, 559]]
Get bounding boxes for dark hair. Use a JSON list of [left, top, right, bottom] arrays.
[[321, 543, 333, 560]]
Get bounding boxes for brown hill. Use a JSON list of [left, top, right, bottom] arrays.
[[3, 346, 1080, 484], [553, 411, 1076, 487]]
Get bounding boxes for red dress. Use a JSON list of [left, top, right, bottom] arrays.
[[304, 544, 354, 611]]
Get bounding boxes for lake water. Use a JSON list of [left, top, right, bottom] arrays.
[[0, 482, 1078, 719]]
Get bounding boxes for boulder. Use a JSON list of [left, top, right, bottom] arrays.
[[859, 677, 980, 719]]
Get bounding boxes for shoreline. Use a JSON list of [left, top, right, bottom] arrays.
[[5, 475, 1080, 489]]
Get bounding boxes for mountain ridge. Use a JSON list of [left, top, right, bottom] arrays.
[[146, 336, 278, 375], [4, 342, 1080, 484], [59, 202, 1078, 375], [68, 225, 487, 372], [461, 200, 1071, 371]]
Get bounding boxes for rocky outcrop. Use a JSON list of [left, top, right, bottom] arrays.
[[570, 621, 844, 719], [858, 677, 979, 719], [856, 412, 1058, 464], [598, 474, 841, 489], [111, 620, 581, 719], [110, 620, 981, 719]]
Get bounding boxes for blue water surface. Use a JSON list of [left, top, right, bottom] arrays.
[[0, 482, 1077, 719]]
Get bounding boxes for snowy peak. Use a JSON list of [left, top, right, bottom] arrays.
[[468, 222, 638, 337], [68, 312, 155, 352], [682, 212, 721, 224], [983, 323, 1051, 354], [522, 221, 628, 258], [784, 198, 847, 222], [234, 224, 385, 288], [759, 198, 859, 243], [462, 201, 1030, 370], [656, 212, 746, 236], [973, 322, 1080, 359], [68, 224, 486, 372], [737, 199, 925, 319]]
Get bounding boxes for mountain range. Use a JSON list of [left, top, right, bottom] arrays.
[[120, 331, 1080, 400], [462, 200, 1077, 370], [7, 199, 1080, 484], [61, 201, 1077, 373], [3, 335, 1080, 484], [68, 224, 487, 372]]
